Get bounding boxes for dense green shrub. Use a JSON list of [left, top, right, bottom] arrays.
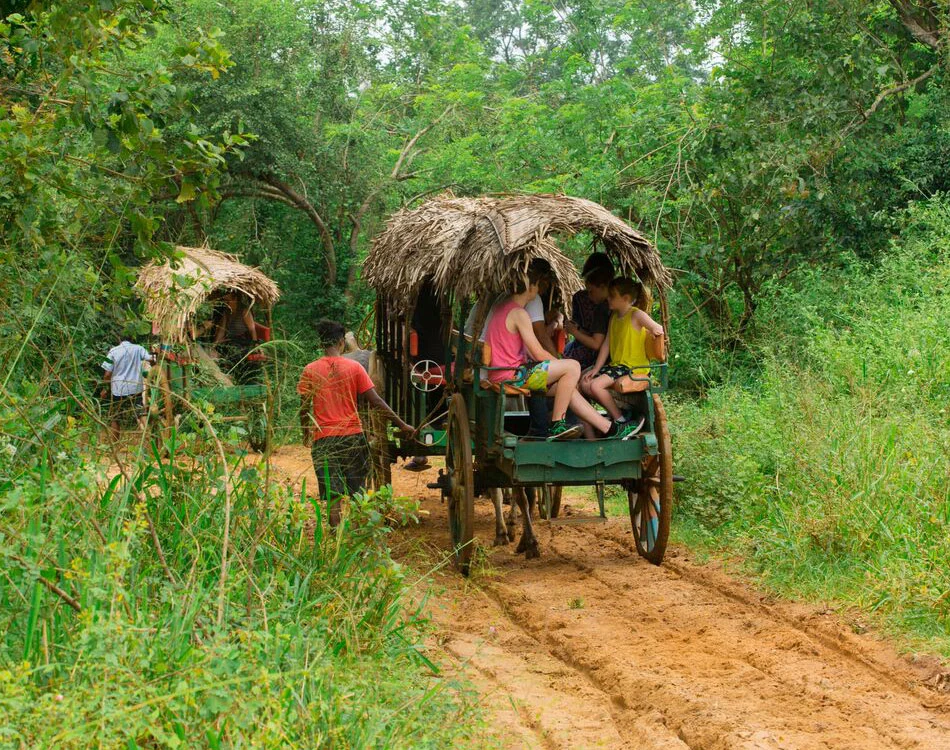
[[671, 196, 950, 652], [0, 418, 480, 748]]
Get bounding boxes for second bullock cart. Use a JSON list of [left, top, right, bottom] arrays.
[[136, 246, 280, 451], [363, 194, 674, 574]]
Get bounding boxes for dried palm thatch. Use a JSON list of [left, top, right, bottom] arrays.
[[136, 246, 280, 344], [364, 193, 670, 311]]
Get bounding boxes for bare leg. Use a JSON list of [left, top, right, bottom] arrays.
[[490, 488, 509, 546], [588, 374, 622, 420], [542, 358, 582, 421], [566, 389, 612, 434], [513, 487, 540, 558]]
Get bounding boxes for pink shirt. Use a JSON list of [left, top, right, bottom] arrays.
[[484, 300, 526, 382]]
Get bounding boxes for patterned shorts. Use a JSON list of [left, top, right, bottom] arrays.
[[514, 360, 550, 391], [597, 364, 632, 380]]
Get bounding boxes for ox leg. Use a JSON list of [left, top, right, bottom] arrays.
[[513, 487, 540, 559], [504, 489, 518, 541], [490, 488, 509, 546]]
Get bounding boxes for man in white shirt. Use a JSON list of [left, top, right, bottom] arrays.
[[101, 337, 154, 439]]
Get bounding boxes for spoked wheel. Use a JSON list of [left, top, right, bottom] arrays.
[[629, 394, 673, 564], [539, 485, 562, 519], [445, 393, 475, 575]]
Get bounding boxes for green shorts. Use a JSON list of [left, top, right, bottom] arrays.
[[515, 360, 550, 391]]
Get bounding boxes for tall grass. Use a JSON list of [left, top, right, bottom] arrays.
[[0, 416, 480, 747], [671, 196, 950, 653]]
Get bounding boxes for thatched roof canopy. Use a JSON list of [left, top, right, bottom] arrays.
[[135, 246, 280, 344], [363, 194, 670, 312]]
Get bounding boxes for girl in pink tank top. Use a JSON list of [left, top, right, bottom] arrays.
[[484, 300, 525, 382]]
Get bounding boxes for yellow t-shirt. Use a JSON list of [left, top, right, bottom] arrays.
[[608, 309, 650, 374]]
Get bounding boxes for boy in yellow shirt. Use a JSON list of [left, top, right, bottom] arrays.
[[580, 277, 664, 436]]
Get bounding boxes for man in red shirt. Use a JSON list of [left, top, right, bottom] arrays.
[[298, 320, 413, 527]]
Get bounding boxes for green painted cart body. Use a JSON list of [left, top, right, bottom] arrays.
[[366, 195, 676, 574]]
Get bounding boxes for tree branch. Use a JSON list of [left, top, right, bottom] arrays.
[[342, 106, 455, 297], [256, 173, 338, 285], [889, 0, 943, 49], [843, 64, 939, 136], [11, 555, 81, 612]]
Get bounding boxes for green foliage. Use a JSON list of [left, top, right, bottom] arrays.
[[3, 2, 950, 737], [671, 196, 950, 652], [0, 420, 479, 747], [0, 0, 247, 387]]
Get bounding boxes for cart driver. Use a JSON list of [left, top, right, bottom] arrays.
[[483, 260, 641, 441], [212, 291, 260, 383]]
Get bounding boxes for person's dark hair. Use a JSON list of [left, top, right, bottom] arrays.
[[314, 319, 346, 349], [585, 265, 613, 288], [608, 276, 641, 300], [581, 251, 614, 278], [121, 323, 141, 342], [514, 258, 552, 293]]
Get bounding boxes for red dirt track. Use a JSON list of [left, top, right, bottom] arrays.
[[270, 446, 950, 750]]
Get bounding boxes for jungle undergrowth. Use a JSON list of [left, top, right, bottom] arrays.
[[668, 197, 950, 658]]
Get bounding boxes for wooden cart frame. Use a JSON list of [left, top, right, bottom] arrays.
[[136, 246, 280, 451], [364, 194, 675, 572]]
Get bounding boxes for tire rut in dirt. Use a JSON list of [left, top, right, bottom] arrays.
[[490, 519, 950, 750], [567, 515, 950, 710]]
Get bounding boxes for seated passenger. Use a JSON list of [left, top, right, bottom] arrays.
[[581, 277, 664, 433], [194, 293, 227, 342], [564, 253, 614, 371], [484, 260, 638, 441], [213, 291, 260, 382]]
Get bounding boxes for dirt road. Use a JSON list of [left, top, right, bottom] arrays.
[[270, 447, 950, 749]]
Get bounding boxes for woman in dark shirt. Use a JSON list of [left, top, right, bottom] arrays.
[[214, 291, 259, 382], [564, 255, 613, 370]]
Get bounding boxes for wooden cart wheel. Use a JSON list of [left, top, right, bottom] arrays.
[[445, 393, 475, 575], [628, 394, 673, 565], [539, 485, 562, 519]]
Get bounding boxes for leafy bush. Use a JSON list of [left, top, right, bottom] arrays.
[[671, 196, 950, 653], [0, 418, 480, 748]]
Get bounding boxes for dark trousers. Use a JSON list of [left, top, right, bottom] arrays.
[[622, 392, 649, 424], [526, 393, 550, 438], [220, 341, 260, 384], [310, 433, 370, 526]]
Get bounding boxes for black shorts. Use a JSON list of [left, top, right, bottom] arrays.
[[597, 364, 632, 380], [310, 433, 371, 505], [109, 393, 144, 423]]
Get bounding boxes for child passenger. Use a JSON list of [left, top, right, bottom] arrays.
[[484, 260, 640, 441], [581, 277, 665, 434], [564, 253, 614, 370]]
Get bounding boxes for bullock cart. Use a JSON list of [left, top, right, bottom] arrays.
[[135, 246, 280, 451], [363, 194, 674, 573]]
